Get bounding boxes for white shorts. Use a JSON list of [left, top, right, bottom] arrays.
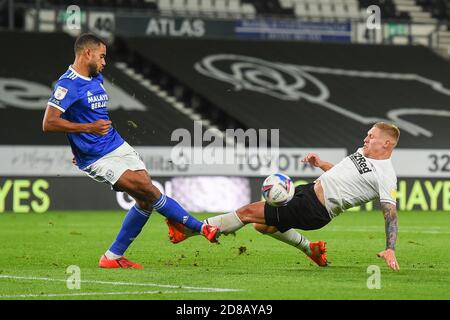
[[83, 142, 146, 186]]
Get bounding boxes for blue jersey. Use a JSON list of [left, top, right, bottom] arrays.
[[48, 66, 124, 169]]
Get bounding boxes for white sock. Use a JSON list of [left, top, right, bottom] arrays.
[[204, 211, 244, 235], [182, 211, 245, 238], [104, 250, 122, 260], [269, 229, 311, 255]]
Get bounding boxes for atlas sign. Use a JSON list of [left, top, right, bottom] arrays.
[[146, 18, 205, 37]]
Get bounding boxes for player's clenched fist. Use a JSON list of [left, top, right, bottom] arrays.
[[89, 119, 112, 135], [302, 153, 322, 167]]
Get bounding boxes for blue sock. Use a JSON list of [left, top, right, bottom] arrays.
[[153, 195, 203, 233], [109, 205, 151, 256]]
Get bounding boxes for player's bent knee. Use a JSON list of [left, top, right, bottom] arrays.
[[253, 224, 278, 234], [235, 205, 250, 222], [133, 180, 160, 203], [236, 204, 259, 224], [253, 223, 270, 234], [135, 199, 153, 211], [146, 184, 161, 201]]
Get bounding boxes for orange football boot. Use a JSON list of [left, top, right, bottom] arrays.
[[201, 224, 221, 243], [166, 219, 221, 244], [98, 255, 144, 269], [307, 241, 328, 267], [166, 219, 187, 244]]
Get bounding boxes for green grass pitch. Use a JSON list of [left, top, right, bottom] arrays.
[[0, 211, 449, 300]]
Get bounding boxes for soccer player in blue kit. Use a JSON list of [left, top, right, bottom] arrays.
[[42, 33, 220, 269]]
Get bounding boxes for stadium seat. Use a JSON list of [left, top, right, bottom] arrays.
[[215, 0, 229, 18], [228, 0, 242, 17], [307, 3, 321, 18], [294, 3, 308, 17], [346, 4, 360, 18], [158, 0, 173, 14], [320, 3, 335, 19], [334, 4, 349, 19], [199, 0, 215, 16], [279, 0, 293, 9], [172, 0, 187, 14], [241, 3, 256, 17], [186, 0, 200, 15]]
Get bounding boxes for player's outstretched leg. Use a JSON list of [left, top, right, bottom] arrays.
[[115, 169, 220, 244], [154, 194, 220, 243], [253, 224, 328, 267], [166, 201, 328, 267], [165, 209, 248, 244], [165, 202, 264, 244]]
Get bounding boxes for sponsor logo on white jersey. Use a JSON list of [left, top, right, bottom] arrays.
[[349, 152, 373, 174]]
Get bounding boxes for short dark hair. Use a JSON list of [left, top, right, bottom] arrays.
[[74, 33, 107, 55]]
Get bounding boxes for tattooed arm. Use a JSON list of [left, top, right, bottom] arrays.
[[382, 202, 398, 250], [377, 202, 400, 271]]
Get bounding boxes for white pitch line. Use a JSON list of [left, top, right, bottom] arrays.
[[324, 227, 450, 234], [0, 275, 242, 293], [0, 290, 213, 299]]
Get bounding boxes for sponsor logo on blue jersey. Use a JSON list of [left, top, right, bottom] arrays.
[[88, 93, 109, 110]]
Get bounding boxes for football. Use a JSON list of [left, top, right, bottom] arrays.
[[261, 173, 295, 207]]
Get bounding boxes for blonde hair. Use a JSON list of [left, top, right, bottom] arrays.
[[373, 122, 400, 146]]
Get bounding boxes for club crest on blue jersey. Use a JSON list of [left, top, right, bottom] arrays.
[[54, 86, 68, 100]]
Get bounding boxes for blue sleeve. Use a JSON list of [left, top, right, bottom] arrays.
[[47, 79, 78, 112]]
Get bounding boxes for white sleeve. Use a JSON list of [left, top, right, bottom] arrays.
[[379, 175, 397, 206]]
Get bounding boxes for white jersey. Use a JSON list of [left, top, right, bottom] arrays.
[[317, 148, 397, 218]]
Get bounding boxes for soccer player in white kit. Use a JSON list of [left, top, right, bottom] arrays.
[[166, 122, 401, 271]]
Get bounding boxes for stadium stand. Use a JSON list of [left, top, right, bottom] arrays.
[[157, 0, 257, 18], [45, 0, 158, 10], [38, 0, 257, 18], [9, 0, 450, 31], [113, 37, 248, 132], [0, 31, 209, 146], [4, 0, 414, 20], [120, 36, 450, 149], [1, 1, 449, 150], [416, 0, 450, 20], [5, 30, 449, 150]]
